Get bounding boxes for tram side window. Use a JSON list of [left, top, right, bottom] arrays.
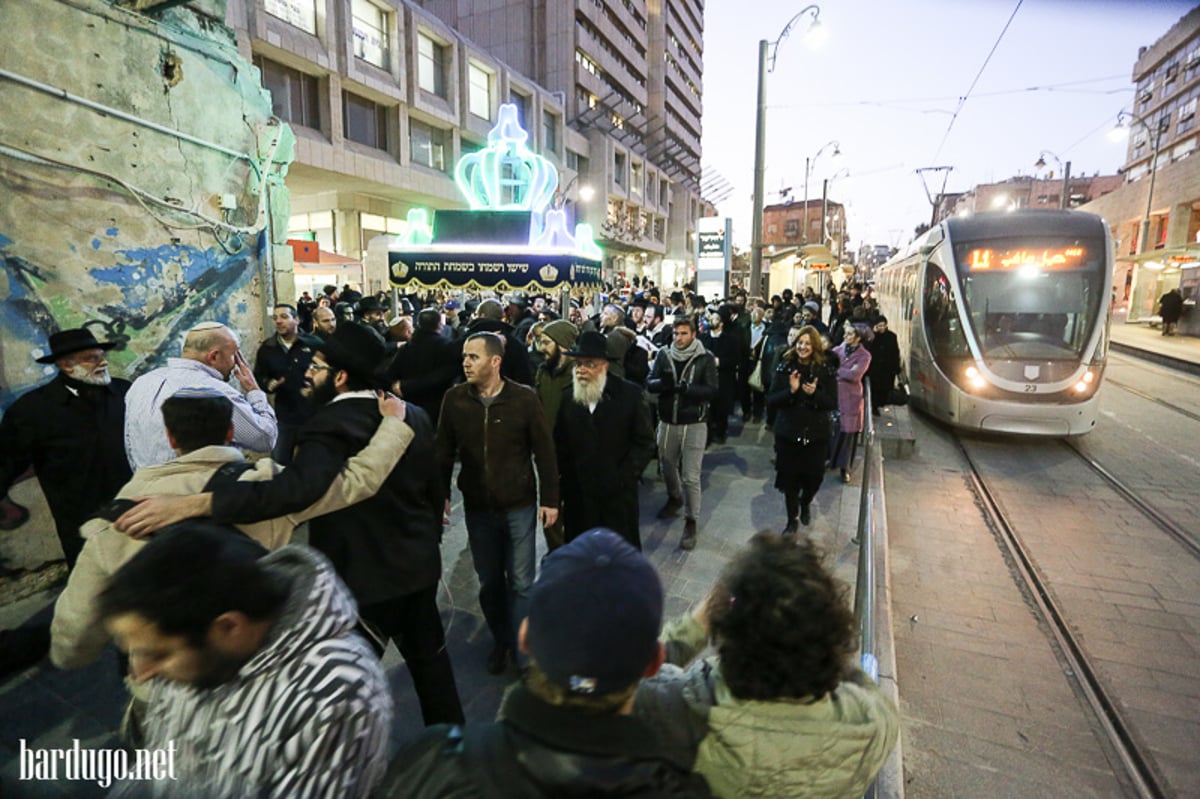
[[924, 263, 970, 359]]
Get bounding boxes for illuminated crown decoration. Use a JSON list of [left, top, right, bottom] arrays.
[[455, 104, 558, 212], [539, 263, 559, 282], [399, 208, 433, 245]]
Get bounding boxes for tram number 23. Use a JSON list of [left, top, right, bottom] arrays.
[[1023, 384, 1038, 393]]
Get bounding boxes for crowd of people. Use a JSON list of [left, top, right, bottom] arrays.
[[0, 278, 900, 797]]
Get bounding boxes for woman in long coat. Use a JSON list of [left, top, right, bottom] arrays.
[[765, 326, 838, 533], [830, 322, 873, 484]]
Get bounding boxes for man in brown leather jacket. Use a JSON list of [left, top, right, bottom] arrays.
[[435, 332, 559, 674]]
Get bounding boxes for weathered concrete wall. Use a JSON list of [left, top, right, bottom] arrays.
[[0, 0, 295, 570]]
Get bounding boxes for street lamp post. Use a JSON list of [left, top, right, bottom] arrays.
[[1115, 111, 1167, 254], [750, 5, 823, 298], [1034, 150, 1071, 210], [803, 140, 839, 246]]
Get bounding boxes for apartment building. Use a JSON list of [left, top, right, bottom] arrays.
[[414, 0, 707, 288], [226, 0, 589, 295], [1080, 4, 1200, 333]]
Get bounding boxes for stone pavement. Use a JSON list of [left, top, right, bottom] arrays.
[[1109, 319, 1200, 371], [0, 415, 870, 798]]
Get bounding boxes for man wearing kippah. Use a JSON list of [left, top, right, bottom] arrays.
[[124, 321, 277, 469], [373, 529, 713, 798]]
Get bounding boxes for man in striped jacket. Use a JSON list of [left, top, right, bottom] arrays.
[[101, 522, 391, 799]]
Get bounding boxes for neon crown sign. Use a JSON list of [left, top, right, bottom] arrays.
[[393, 103, 601, 260]]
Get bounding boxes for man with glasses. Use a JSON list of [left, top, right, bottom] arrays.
[[553, 332, 655, 550]]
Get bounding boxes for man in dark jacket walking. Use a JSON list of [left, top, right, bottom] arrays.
[[700, 305, 747, 445], [373, 529, 713, 798], [646, 317, 718, 551], [254, 303, 319, 464], [386, 308, 459, 423], [436, 332, 559, 674], [554, 332, 655, 549], [1158, 288, 1184, 336]]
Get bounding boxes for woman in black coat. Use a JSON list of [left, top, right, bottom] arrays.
[[765, 326, 838, 534], [866, 315, 902, 414]]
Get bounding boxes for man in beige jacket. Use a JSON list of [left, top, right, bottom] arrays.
[[51, 385, 412, 671]]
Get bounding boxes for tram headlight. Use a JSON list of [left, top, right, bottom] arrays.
[[1073, 369, 1098, 394], [964, 365, 987, 390]]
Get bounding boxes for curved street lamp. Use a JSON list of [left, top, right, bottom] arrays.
[[804, 140, 840, 246], [751, 5, 823, 297], [1112, 110, 1167, 254], [1033, 150, 1070, 209]]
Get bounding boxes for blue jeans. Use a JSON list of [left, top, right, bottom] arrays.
[[464, 506, 538, 650]]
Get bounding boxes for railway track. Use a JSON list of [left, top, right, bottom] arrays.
[[1105, 377, 1200, 426], [954, 435, 1177, 799]]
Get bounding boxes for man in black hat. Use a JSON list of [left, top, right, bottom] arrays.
[[373, 529, 712, 798], [116, 322, 464, 725], [0, 328, 133, 677], [554, 332, 655, 549], [0, 328, 132, 568]]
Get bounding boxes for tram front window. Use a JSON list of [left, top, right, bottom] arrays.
[[954, 240, 1104, 360]]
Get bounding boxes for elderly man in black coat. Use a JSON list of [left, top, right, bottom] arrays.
[[115, 322, 464, 726], [0, 328, 132, 677], [553, 332, 655, 549], [0, 328, 132, 567]]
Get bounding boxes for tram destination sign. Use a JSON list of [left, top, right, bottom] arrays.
[[963, 245, 1092, 272]]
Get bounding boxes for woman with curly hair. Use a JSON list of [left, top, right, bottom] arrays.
[[766, 325, 838, 532], [634, 534, 898, 798]]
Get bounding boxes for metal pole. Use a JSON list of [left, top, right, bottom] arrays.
[[750, 39, 769, 298], [802, 156, 810, 245], [1060, 161, 1071, 210], [1138, 125, 1162, 254], [821, 178, 829, 244]]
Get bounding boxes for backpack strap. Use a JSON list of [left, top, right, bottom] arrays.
[[202, 461, 257, 493]]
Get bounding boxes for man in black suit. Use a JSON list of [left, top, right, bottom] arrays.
[[553, 332, 655, 549], [386, 308, 459, 423], [115, 322, 464, 726]]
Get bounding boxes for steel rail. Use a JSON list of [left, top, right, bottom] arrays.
[[1104, 377, 1200, 424], [1063, 440, 1200, 561], [955, 436, 1171, 799]]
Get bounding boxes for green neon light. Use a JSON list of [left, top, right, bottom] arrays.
[[400, 208, 433, 245], [454, 104, 558, 212], [575, 223, 603, 260]]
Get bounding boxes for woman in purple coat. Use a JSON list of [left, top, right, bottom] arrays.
[[831, 322, 873, 483]]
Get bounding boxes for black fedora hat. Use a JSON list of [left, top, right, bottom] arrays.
[[563, 330, 613, 360], [357, 296, 388, 313], [36, 328, 118, 364], [315, 322, 389, 387]]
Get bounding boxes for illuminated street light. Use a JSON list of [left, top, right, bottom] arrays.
[[1113, 110, 1167, 254], [751, 5, 824, 298], [1034, 150, 1070, 209]]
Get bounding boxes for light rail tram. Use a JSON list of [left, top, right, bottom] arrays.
[[874, 209, 1112, 436]]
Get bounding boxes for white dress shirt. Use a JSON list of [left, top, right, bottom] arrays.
[[124, 358, 277, 469]]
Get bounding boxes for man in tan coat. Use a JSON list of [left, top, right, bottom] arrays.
[[51, 385, 412, 671]]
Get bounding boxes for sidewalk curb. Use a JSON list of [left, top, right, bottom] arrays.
[[874, 450, 905, 799]]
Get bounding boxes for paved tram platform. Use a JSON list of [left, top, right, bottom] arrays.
[[0, 414, 872, 797]]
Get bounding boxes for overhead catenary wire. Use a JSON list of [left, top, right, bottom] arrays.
[[929, 0, 1026, 165]]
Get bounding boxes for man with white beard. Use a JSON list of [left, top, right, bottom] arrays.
[[0, 328, 132, 568], [0, 328, 133, 677], [553, 332, 655, 549]]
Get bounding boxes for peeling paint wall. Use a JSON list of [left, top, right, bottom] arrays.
[[0, 0, 295, 569]]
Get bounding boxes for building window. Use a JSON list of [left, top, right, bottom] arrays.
[[264, 0, 316, 34], [660, 179, 669, 207], [254, 56, 321, 129], [410, 118, 446, 171], [509, 91, 530, 125], [654, 217, 665, 241], [343, 92, 388, 150], [351, 0, 389, 68], [630, 161, 643, 196], [468, 62, 491, 119], [543, 111, 559, 153], [784, 219, 799, 239], [418, 33, 447, 98], [614, 151, 626, 189]]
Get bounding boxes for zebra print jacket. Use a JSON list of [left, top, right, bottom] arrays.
[[112, 544, 392, 798]]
